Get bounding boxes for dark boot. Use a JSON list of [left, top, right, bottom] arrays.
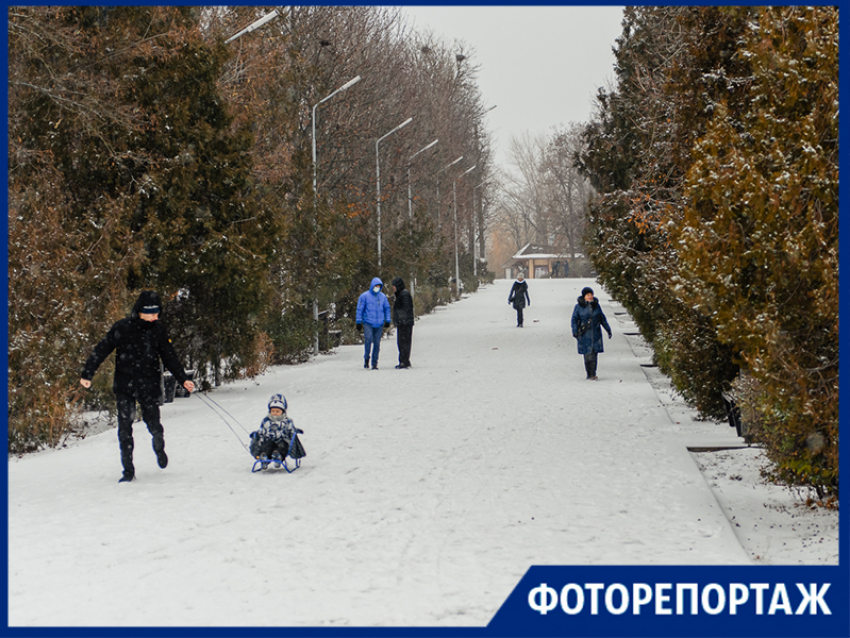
[[152, 433, 168, 469], [584, 359, 593, 379], [120, 446, 135, 482]]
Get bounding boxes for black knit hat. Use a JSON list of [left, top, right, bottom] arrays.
[[135, 290, 162, 315], [581, 287, 594, 297]]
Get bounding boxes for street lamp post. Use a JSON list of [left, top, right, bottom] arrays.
[[407, 139, 439, 219], [312, 75, 361, 196], [225, 9, 280, 43], [376, 117, 413, 270], [436, 155, 464, 222], [403, 139, 438, 298], [470, 105, 496, 277], [473, 180, 488, 277], [453, 165, 476, 297], [308, 75, 361, 357]]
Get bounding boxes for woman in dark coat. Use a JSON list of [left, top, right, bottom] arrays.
[[508, 272, 531, 327], [80, 291, 194, 482], [570, 286, 613, 380]]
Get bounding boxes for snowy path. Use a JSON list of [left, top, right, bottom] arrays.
[[8, 279, 750, 627]]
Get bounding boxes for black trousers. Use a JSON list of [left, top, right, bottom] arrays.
[[116, 393, 163, 473], [397, 324, 413, 366], [250, 438, 290, 459], [515, 307, 524, 326]]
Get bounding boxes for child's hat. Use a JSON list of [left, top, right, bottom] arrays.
[[268, 393, 287, 412]]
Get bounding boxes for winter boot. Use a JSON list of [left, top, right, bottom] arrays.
[[364, 358, 369, 369], [152, 433, 168, 469], [119, 450, 135, 483], [584, 359, 593, 380]]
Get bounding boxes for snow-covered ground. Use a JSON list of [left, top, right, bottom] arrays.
[[7, 279, 838, 627]]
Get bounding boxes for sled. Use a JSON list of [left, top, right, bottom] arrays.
[[250, 433, 306, 474], [251, 456, 301, 473]]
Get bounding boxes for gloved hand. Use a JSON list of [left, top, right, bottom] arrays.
[[250, 432, 259, 440], [296, 428, 304, 434], [384, 322, 390, 329], [356, 323, 362, 332], [572, 333, 578, 340]]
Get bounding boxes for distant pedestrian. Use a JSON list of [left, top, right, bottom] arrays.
[[391, 277, 414, 369], [80, 291, 195, 483], [508, 272, 530, 327], [571, 286, 612, 380], [356, 277, 391, 370]]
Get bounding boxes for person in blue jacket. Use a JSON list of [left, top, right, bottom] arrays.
[[571, 286, 613, 380], [356, 277, 392, 370]]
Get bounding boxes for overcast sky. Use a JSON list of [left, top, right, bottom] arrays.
[[397, 6, 625, 172]]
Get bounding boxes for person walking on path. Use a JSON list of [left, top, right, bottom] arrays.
[[391, 277, 414, 369], [356, 277, 391, 370], [508, 272, 531, 327], [80, 291, 195, 482], [571, 286, 613, 380]]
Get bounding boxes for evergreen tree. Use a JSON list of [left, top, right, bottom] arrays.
[[9, 7, 160, 449], [578, 6, 838, 496], [674, 7, 838, 496], [577, 6, 742, 417], [124, 14, 278, 384]]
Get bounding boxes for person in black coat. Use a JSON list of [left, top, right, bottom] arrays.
[[80, 291, 195, 483], [508, 272, 531, 327], [570, 286, 613, 380], [391, 277, 415, 369]]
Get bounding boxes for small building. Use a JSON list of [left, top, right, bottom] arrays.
[[501, 243, 578, 279]]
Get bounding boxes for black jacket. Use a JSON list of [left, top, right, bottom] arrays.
[[391, 277, 415, 326], [508, 280, 530, 309], [81, 292, 190, 402]]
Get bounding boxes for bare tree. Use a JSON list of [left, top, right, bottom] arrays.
[[544, 125, 594, 257], [498, 132, 550, 246], [492, 127, 592, 258]]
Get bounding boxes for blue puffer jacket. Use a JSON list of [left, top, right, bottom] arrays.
[[356, 277, 392, 328], [571, 296, 612, 354]]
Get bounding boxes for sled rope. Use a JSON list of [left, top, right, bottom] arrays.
[[195, 392, 253, 456]]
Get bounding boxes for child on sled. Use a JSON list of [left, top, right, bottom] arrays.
[[249, 393, 305, 470]]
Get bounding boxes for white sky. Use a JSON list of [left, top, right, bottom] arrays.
[[398, 6, 625, 172]]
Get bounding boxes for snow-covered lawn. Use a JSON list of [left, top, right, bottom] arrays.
[[7, 279, 838, 627]]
